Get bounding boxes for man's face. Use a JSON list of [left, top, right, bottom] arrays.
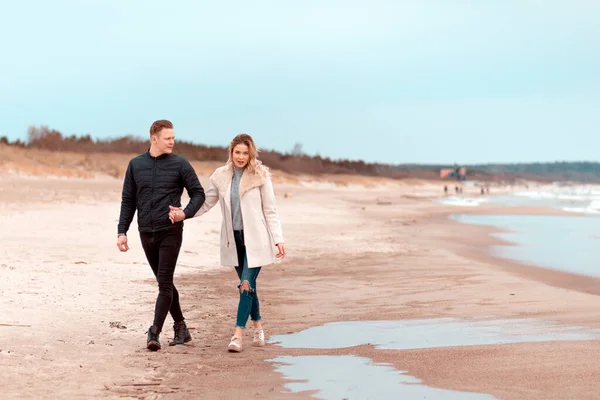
[[151, 128, 175, 154]]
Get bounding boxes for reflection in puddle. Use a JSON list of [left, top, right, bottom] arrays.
[[270, 355, 495, 399], [270, 318, 600, 350]]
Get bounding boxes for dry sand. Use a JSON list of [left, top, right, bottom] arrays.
[[1, 164, 599, 399]]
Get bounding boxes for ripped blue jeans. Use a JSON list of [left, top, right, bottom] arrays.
[[234, 230, 261, 328]]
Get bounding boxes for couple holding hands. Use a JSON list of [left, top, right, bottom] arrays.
[[117, 120, 285, 353]]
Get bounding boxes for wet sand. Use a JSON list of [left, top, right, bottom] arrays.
[[1, 173, 600, 399]]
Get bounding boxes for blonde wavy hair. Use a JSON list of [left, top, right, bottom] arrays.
[[227, 133, 263, 175]]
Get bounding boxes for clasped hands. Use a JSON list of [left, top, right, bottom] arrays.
[[168, 206, 186, 224]]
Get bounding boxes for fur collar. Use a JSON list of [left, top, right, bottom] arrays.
[[210, 163, 269, 198]]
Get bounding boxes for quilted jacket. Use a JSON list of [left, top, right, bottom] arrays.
[[117, 151, 205, 234]]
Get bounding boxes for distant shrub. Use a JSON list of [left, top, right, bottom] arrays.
[[11, 124, 600, 182]]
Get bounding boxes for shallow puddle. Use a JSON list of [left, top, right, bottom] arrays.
[[270, 318, 600, 350], [269, 355, 495, 399]]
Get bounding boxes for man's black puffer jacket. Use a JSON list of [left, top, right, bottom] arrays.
[[117, 151, 205, 235]]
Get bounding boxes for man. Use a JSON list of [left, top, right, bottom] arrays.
[[117, 119, 205, 351]]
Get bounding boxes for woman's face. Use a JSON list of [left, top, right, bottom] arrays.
[[232, 144, 250, 168]]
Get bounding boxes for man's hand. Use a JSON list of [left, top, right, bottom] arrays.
[[275, 243, 286, 260], [117, 235, 129, 252], [169, 206, 186, 224]]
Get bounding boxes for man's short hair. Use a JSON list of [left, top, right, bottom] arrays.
[[150, 120, 173, 137]]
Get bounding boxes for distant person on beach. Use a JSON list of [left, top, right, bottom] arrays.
[[444, 185, 448, 195], [116, 119, 205, 351], [169, 133, 286, 353]]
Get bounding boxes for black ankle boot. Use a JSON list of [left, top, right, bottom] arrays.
[[146, 325, 161, 351], [170, 320, 192, 346]]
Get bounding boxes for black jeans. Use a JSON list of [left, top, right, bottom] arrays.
[[140, 226, 184, 333]]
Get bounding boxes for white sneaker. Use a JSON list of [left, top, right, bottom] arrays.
[[228, 336, 242, 352], [253, 329, 265, 347]]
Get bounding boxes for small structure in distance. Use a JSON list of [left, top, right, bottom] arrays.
[[440, 165, 466, 181]]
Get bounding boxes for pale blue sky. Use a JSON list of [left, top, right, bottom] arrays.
[[1, 1, 599, 164]]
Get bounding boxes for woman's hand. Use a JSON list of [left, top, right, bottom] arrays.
[[169, 206, 185, 223], [275, 243, 286, 260]]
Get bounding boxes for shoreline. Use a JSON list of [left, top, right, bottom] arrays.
[[3, 175, 600, 399], [149, 195, 600, 399], [432, 206, 600, 299]]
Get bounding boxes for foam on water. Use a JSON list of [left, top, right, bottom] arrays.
[[508, 185, 600, 213], [514, 186, 600, 200], [434, 184, 600, 212], [562, 199, 600, 214], [436, 196, 490, 207]]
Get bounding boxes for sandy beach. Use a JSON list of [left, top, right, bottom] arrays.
[[3, 0, 599, 397], [2, 163, 600, 400]]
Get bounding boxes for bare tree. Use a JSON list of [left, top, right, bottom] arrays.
[[291, 142, 304, 157]]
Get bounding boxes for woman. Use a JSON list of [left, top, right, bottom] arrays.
[[169, 133, 286, 352]]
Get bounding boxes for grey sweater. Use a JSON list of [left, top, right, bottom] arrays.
[[231, 166, 244, 230]]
